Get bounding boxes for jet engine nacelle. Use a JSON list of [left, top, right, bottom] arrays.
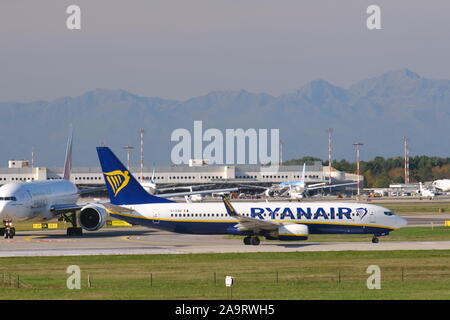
[[277, 223, 309, 241], [79, 204, 108, 231]]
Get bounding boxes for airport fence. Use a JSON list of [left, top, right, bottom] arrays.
[[1, 265, 449, 291]]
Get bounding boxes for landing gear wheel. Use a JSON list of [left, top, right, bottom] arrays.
[[251, 237, 260, 246], [243, 236, 251, 245], [4, 229, 13, 239], [64, 212, 83, 236], [2, 221, 14, 239], [372, 236, 379, 244], [67, 227, 83, 236]]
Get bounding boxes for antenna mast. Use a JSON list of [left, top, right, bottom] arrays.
[[140, 129, 145, 181], [404, 137, 410, 184]]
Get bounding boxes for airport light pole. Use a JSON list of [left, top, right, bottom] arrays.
[[404, 137, 410, 184], [31, 147, 35, 168], [353, 142, 363, 197], [279, 140, 283, 165], [140, 129, 145, 182], [123, 145, 134, 170], [326, 128, 333, 185]]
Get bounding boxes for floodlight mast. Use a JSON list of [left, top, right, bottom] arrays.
[[353, 142, 364, 197], [123, 145, 134, 170]]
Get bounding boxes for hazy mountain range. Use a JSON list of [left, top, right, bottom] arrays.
[[1, 69, 449, 167]]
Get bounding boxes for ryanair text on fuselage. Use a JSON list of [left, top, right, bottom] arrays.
[[250, 206, 363, 220]]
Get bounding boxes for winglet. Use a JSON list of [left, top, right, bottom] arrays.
[[301, 163, 306, 181], [63, 125, 73, 181], [222, 196, 238, 217]]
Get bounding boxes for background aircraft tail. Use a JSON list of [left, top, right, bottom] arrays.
[[62, 125, 73, 181], [96, 146, 174, 205]]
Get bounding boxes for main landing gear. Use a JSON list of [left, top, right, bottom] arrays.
[[372, 236, 379, 244], [62, 212, 83, 236], [1, 220, 15, 239], [243, 236, 260, 246]]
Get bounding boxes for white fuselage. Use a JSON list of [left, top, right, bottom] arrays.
[[433, 179, 450, 192], [109, 201, 407, 235], [0, 181, 78, 222]]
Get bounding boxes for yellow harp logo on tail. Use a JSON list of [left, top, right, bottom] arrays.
[[103, 170, 130, 197]]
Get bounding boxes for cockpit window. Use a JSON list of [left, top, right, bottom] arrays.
[[0, 197, 17, 201], [384, 211, 395, 216]]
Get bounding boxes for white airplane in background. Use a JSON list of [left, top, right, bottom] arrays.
[[418, 182, 435, 199], [279, 164, 358, 198], [140, 168, 239, 202], [0, 128, 105, 238], [140, 167, 157, 194], [248, 163, 357, 199], [432, 179, 450, 192], [140, 167, 237, 202], [95, 146, 407, 245]]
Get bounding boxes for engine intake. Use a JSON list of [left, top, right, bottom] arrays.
[[79, 205, 108, 231]]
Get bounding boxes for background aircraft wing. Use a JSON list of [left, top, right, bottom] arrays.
[[102, 203, 135, 214], [222, 197, 278, 232], [156, 184, 213, 192], [49, 203, 84, 214], [307, 182, 327, 188], [50, 200, 109, 215], [77, 186, 107, 194], [159, 187, 239, 198], [306, 182, 358, 190]]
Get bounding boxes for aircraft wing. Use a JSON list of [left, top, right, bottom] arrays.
[[77, 186, 107, 194], [222, 197, 278, 232], [157, 184, 213, 192], [307, 182, 327, 188], [237, 184, 268, 190], [49, 203, 84, 214], [50, 200, 109, 215], [102, 203, 135, 214], [306, 182, 358, 190], [159, 187, 239, 198]]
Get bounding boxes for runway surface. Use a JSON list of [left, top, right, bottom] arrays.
[[402, 213, 450, 226], [1, 224, 450, 257]]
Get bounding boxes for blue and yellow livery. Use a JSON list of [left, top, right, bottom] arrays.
[[96, 147, 408, 245]]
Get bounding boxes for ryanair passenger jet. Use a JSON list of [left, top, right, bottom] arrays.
[[96, 147, 407, 245]]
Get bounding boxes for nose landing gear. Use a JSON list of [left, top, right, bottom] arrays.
[[1, 220, 16, 239], [372, 236, 379, 243]]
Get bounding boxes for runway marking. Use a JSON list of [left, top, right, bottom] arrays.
[[24, 235, 80, 243], [24, 235, 44, 242], [121, 236, 146, 243]]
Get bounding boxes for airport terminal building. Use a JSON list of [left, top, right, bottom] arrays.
[[0, 159, 361, 190]]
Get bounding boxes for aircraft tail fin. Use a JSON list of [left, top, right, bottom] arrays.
[[63, 125, 73, 181], [301, 163, 306, 181], [96, 146, 174, 205], [151, 165, 155, 183]]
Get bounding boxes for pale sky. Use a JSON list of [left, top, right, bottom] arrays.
[[1, 0, 450, 102]]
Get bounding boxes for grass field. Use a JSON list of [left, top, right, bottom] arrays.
[[377, 202, 450, 214], [0, 250, 449, 299]]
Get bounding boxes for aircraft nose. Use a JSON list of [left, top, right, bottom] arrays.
[[397, 215, 408, 228], [0, 202, 6, 217]]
